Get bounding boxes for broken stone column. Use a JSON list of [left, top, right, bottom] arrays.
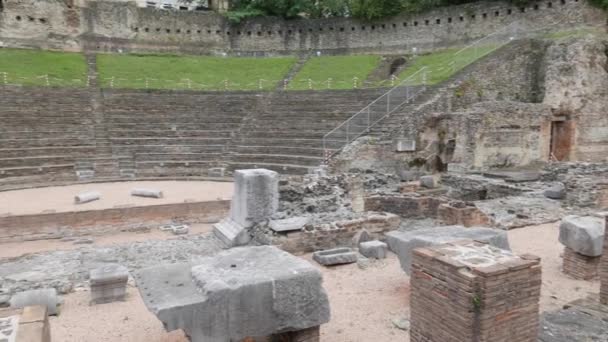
[[135, 246, 330, 342], [74, 191, 101, 204], [131, 188, 164, 198], [559, 215, 605, 280], [600, 215, 608, 305], [410, 240, 541, 342], [213, 169, 279, 247]]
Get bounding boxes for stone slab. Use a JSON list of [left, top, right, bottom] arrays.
[[359, 240, 388, 259], [9, 289, 58, 316], [386, 226, 510, 274], [559, 215, 605, 257], [544, 183, 566, 200], [312, 248, 358, 266], [213, 218, 250, 247], [135, 246, 330, 342], [269, 216, 310, 233]]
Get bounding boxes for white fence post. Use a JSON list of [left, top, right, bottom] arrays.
[[44, 74, 50, 87], [283, 79, 288, 90], [308, 78, 312, 90], [353, 77, 358, 89], [1, 72, 7, 85]]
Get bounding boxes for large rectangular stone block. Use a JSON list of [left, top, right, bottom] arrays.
[[135, 246, 330, 342]]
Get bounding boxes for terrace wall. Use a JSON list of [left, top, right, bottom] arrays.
[[0, 0, 604, 55]]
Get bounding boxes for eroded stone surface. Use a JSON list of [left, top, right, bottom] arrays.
[[135, 246, 330, 342], [312, 248, 358, 266], [10, 289, 58, 316], [386, 226, 510, 274], [359, 241, 388, 259]]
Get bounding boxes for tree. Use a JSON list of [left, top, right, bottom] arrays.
[[349, 0, 403, 20]]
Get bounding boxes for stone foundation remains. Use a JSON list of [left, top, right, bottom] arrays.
[[258, 212, 400, 254], [410, 240, 541, 342], [562, 247, 600, 280], [437, 202, 490, 227]]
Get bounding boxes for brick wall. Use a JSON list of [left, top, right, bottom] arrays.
[[364, 195, 446, 219], [562, 247, 600, 280], [410, 240, 541, 342]]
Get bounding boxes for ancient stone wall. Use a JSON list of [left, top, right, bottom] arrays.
[[0, 0, 604, 55], [542, 37, 608, 162], [330, 38, 553, 174]]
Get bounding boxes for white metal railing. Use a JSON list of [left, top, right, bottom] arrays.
[[322, 67, 429, 158]]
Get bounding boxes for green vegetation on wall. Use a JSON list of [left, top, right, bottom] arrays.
[[290, 55, 380, 90], [224, 0, 546, 22], [96, 54, 296, 90], [0, 49, 87, 87]]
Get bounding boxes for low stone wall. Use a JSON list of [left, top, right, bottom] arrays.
[[364, 195, 446, 219], [562, 247, 600, 280], [259, 212, 400, 254], [0, 200, 230, 243], [437, 202, 490, 227]]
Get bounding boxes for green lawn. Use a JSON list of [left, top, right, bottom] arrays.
[[0, 49, 87, 87], [289, 55, 381, 90], [398, 45, 500, 85], [97, 54, 296, 91]]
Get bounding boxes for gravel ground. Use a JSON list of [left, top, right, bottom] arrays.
[[0, 221, 601, 341]]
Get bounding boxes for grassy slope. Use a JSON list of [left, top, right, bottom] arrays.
[[0, 49, 87, 87], [97, 54, 296, 90], [290, 55, 381, 90], [398, 45, 499, 85]]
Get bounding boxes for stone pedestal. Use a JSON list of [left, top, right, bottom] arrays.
[[600, 216, 608, 305], [90, 264, 129, 304], [410, 240, 541, 342], [214, 169, 279, 247], [563, 247, 600, 280]]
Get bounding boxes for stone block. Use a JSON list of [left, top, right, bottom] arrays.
[[312, 248, 358, 266], [386, 226, 510, 274], [10, 289, 58, 316], [213, 218, 250, 247], [359, 240, 388, 259], [208, 167, 226, 178], [544, 183, 566, 200], [74, 191, 101, 204], [16, 306, 50, 342], [419, 175, 437, 189], [230, 169, 279, 228], [135, 246, 330, 342], [269, 216, 310, 233], [0, 315, 18, 342], [559, 215, 604, 257], [90, 264, 129, 304], [352, 229, 372, 246], [131, 188, 163, 199]]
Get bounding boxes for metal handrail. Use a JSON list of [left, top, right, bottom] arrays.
[[323, 66, 428, 140]]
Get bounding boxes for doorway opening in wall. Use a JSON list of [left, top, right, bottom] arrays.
[[549, 118, 574, 161]]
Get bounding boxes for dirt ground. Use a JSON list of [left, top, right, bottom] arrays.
[[0, 181, 233, 216], [0, 222, 600, 342]]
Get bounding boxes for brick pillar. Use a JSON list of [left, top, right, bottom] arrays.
[[600, 216, 608, 305], [562, 247, 600, 280], [410, 240, 541, 342]]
